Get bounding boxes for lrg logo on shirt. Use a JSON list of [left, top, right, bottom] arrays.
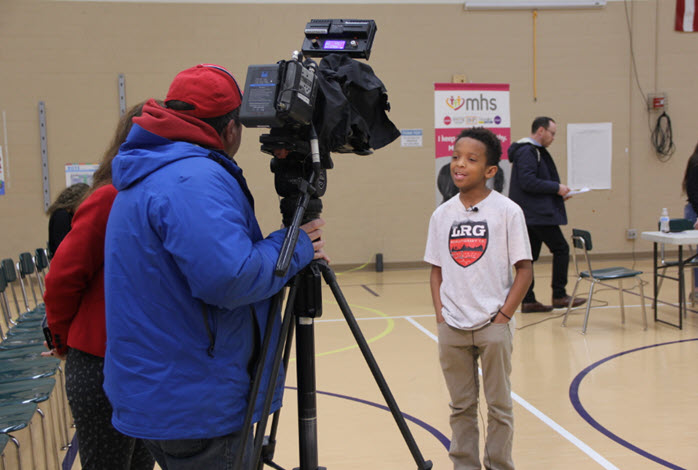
[[449, 221, 488, 268]]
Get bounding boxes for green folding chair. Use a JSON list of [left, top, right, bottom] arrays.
[[0, 402, 39, 470], [32, 249, 49, 296], [0, 379, 60, 470], [0, 260, 21, 322], [562, 229, 648, 334], [17, 253, 41, 309]]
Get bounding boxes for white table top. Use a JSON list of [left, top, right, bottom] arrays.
[[641, 230, 698, 245]]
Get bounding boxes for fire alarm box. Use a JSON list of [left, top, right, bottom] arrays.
[[647, 93, 667, 111]]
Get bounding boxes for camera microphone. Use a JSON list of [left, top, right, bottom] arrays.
[[466, 206, 478, 213]]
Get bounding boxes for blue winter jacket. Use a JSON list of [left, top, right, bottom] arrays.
[[507, 137, 567, 226], [103, 123, 314, 440]]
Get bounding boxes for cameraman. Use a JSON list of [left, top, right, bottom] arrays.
[[103, 64, 327, 469]]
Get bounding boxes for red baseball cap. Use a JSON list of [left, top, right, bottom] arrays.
[[165, 64, 242, 119]]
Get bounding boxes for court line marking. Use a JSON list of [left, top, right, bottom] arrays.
[[404, 316, 620, 470], [361, 284, 380, 296], [290, 304, 395, 361], [569, 339, 698, 470], [285, 386, 451, 449]]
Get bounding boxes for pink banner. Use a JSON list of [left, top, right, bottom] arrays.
[[433, 83, 512, 205], [434, 83, 511, 159]]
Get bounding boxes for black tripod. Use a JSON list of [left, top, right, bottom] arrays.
[[241, 259, 433, 470], [234, 145, 432, 470]]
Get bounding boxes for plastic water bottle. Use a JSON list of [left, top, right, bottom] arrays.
[[660, 208, 670, 233]]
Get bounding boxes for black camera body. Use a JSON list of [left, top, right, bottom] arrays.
[[238, 18, 396, 231], [239, 57, 326, 173], [239, 19, 378, 154], [239, 60, 318, 131]]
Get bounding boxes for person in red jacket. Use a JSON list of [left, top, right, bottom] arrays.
[[43, 102, 155, 470]]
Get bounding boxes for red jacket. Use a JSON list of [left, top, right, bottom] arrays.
[[44, 184, 117, 357]]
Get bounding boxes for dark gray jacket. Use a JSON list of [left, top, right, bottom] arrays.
[[508, 138, 567, 226]]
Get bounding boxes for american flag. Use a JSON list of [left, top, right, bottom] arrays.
[[676, 0, 697, 32]]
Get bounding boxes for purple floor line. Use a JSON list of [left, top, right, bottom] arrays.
[[569, 338, 698, 470], [286, 386, 450, 449]]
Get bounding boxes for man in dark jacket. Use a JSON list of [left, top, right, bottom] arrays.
[[508, 117, 585, 313]]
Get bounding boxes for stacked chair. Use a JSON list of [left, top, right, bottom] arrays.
[[0, 249, 71, 469]]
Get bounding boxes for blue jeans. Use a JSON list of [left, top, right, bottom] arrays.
[[143, 428, 254, 470]]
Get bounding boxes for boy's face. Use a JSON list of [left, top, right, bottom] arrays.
[[450, 137, 498, 193]]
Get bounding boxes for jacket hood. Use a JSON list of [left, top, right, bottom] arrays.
[[112, 125, 216, 191], [134, 99, 224, 150], [508, 137, 541, 162], [112, 99, 232, 191]]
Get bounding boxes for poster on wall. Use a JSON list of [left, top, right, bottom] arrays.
[[400, 129, 423, 148], [434, 83, 510, 206], [567, 122, 612, 190], [65, 163, 99, 187]]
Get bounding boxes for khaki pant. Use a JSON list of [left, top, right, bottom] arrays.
[[438, 321, 515, 470]]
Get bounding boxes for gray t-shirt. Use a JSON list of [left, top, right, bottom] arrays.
[[424, 190, 532, 330]]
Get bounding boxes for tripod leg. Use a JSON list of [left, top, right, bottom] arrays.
[[290, 262, 325, 470], [319, 262, 433, 470], [258, 306, 297, 470], [295, 315, 323, 470], [249, 281, 301, 470], [234, 280, 297, 470]]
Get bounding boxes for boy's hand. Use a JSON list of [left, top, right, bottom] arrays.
[[492, 310, 512, 324]]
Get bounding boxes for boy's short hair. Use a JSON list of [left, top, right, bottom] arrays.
[[455, 127, 502, 167]]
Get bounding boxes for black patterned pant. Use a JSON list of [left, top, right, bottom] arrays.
[[65, 348, 155, 470]]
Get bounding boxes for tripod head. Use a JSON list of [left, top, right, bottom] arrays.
[[260, 121, 325, 277], [272, 159, 326, 228]]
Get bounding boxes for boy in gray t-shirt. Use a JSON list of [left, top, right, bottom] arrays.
[[424, 127, 532, 470]]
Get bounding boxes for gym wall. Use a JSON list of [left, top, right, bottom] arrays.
[[1, 0, 695, 266]]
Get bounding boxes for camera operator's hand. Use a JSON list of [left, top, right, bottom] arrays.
[[301, 218, 330, 263], [273, 148, 290, 159]]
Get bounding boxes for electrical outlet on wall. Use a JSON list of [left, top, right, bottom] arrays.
[[626, 229, 637, 240]]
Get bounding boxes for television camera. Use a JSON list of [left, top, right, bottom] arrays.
[[239, 19, 399, 275]]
